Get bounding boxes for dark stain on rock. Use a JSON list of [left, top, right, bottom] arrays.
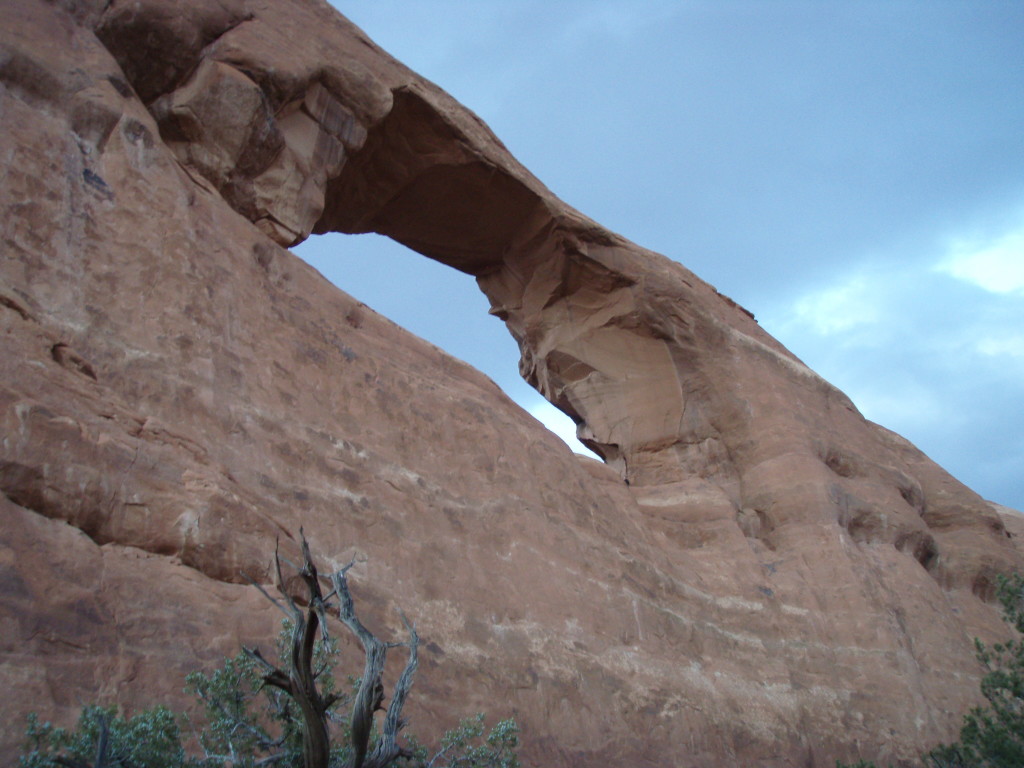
[[122, 118, 154, 148], [82, 168, 114, 201], [0, 294, 34, 322], [51, 343, 98, 381], [105, 75, 134, 98]]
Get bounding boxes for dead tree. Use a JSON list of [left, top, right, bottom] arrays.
[[246, 530, 419, 768], [332, 565, 419, 768]]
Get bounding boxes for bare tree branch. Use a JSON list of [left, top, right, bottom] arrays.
[[243, 646, 293, 694], [366, 610, 420, 768], [247, 532, 332, 768], [331, 566, 385, 768], [329, 570, 420, 768], [244, 575, 292, 620], [246, 531, 422, 768]]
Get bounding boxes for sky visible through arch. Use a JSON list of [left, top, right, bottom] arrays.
[[296, 1, 1024, 511]]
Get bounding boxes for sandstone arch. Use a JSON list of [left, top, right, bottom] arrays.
[[1, 1, 1022, 765]]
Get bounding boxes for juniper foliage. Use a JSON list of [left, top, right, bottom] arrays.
[[837, 574, 1024, 768]]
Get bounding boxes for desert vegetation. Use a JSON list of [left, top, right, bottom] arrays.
[[19, 532, 519, 768], [839, 574, 1024, 768]]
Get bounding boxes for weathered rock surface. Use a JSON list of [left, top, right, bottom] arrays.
[[1, 1, 1022, 766]]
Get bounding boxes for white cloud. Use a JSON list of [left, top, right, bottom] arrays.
[[938, 227, 1024, 295], [844, 382, 948, 434], [789, 274, 881, 336], [562, 1, 680, 44], [977, 335, 1024, 358]]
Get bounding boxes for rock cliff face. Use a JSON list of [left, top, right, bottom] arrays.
[[1, 1, 1021, 766]]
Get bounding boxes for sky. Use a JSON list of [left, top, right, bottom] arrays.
[[297, 1, 1024, 511]]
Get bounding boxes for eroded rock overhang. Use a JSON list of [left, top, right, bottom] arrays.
[[77, 0, 1020, 596]]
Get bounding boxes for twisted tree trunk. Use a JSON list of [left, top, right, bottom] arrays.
[[331, 567, 419, 768], [246, 530, 419, 768]]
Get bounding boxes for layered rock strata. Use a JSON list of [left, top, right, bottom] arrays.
[[1, 1, 1021, 766]]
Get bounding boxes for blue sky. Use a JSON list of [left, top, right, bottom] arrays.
[[298, 1, 1024, 510]]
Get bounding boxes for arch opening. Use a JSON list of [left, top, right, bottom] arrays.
[[293, 231, 600, 460]]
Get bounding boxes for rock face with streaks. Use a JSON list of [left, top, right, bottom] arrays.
[[1, 1, 1022, 766]]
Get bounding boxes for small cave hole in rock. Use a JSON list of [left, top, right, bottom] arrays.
[[294, 232, 600, 460]]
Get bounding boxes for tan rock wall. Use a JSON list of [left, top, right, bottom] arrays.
[[1, 1, 1021, 766]]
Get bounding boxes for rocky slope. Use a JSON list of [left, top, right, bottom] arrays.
[[1, 1, 1021, 765]]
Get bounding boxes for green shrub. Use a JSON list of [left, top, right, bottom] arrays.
[[20, 534, 519, 768], [838, 573, 1024, 768], [21, 624, 519, 768], [20, 705, 189, 768]]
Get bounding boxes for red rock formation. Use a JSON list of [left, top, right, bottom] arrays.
[[1, 1, 1021, 765]]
